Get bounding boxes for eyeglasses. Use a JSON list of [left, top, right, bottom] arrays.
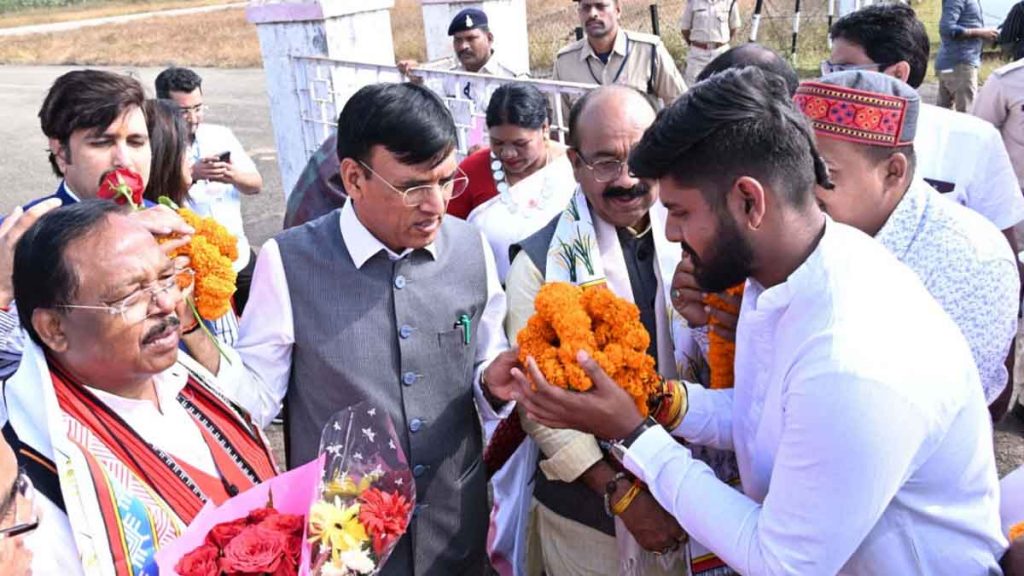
[[819, 60, 889, 76], [358, 161, 469, 207], [59, 267, 194, 325], [0, 473, 38, 540], [177, 104, 208, 118], [574, 151, 630, 183]]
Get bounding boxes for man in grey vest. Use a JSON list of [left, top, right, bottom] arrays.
[[502, 85, 713, 575], [220, 83, 520, 575]]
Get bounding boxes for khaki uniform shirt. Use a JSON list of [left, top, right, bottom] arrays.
[[680, 0, 741, 44], [973, 58, 1024, 188], [552, 29, 687, 105]]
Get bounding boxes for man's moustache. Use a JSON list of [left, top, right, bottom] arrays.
[[603, 184, 648, 200], [142, 315, 181, 343]]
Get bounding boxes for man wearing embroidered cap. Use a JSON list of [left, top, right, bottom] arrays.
[[795, 70, 1019, 413]]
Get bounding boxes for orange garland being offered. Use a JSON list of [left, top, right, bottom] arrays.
[[703, 284, 744, 390], [1011, 521, 1024, 542], [162, 202, 238, 321], [517, 282, 661, 416]]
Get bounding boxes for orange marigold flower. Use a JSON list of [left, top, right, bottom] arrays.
[[166, 208, 238, 321], [1011, 521, 1024, 542], [517, 282, 660, 415], [704, 284, 744, 389]]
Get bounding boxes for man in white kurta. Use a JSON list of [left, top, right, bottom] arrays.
[[510, 67, 1006, 574]]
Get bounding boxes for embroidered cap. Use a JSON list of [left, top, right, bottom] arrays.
[[794, 70, 919, 147], [448, 8, 488, 35]]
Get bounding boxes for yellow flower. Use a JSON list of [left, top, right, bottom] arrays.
[[309, 500, 369, 556]]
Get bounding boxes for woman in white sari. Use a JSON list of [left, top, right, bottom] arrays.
[[448, 83, 576, 282]]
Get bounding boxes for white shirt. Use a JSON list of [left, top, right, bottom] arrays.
[[187, 123, 259, 271], [219, 202, 512, 428], [916, 103, 1024, 230], [623, 219, 1006, 575], [876, 178, 1019, 402]]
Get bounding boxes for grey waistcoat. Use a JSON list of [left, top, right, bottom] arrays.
[[276, 210, 489, 575]]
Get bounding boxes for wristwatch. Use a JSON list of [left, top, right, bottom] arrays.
[[610, 416, 659, 462]]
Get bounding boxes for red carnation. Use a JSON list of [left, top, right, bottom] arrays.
[[97, 167, 143, 209], [174, 543, 219, 576], [358, 488, 412, 556], [205, 517, 248, 549], [219, 525, 288, 574]]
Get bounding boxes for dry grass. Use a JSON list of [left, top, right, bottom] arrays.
[[2, 0, 1008, 82], [0, 0, 231, 28], [0, 6, 260, 66]]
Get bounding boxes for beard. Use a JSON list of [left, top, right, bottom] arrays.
[[682, 212, 754, 293]]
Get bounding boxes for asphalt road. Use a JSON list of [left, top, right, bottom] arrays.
[[0, 65, 285, 247]]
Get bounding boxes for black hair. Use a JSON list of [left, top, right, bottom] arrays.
[[697, 43, 800, 96], [336, 83, 457, 168], [155, 67, 204, 99], [630, 67, 832, 211], [14, 200, 124, 347], [829, 4, 930, 88], [566, 85, 656, 149], [143, 99, 191, 206], [860, 143, 918, 176], [38, 70, 146, 178], [486, 83, 550, 130]]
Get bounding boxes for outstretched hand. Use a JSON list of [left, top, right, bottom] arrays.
[[511, 350, 644, 440]]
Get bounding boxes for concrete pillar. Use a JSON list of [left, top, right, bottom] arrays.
[[247, 0, 396, 200], [420, 0, 529, 74]]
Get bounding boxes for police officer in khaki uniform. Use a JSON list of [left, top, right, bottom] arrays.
[[680, 0, 741, 85], [974, 57, 1024, 192], [553, 0, 687, 108]]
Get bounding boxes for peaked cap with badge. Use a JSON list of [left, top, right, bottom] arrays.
[[448, 7, 488, 35]]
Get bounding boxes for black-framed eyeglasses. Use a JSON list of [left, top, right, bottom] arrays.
[[0, 473, 38, 540], [819, 60, 890, 76], [574, 150, 630, 183], [358, 160, 470, 207]]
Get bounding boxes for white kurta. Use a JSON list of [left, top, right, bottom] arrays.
[[622, 219, 1006, 574]]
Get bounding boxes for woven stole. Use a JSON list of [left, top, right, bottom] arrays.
[[50, 360, 277, 576]]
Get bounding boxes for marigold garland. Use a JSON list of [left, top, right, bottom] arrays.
[[517, 282, 660, 416], [1011, 521, 1024, 542], [703, 284, 744, 390], [164, 205, 238, 320]]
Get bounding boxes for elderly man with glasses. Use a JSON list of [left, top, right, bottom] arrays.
[[213, 82, 521, 576], [492, 84, 707, 576], [2, 200, 278, 576]]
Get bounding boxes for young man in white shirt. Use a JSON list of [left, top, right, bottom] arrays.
[[795, 71, 1019, 416], [509, 67, 1006, 574], [826, 4, 1024, 259], [155, 67, 263, 326]]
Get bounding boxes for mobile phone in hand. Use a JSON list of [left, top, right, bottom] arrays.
[[217, 151, 232, 163]]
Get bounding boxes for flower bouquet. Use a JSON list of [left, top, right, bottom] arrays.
[[155, 457, 323, 575], [516, 282, 661, 416], [308, 403, 415, 575]]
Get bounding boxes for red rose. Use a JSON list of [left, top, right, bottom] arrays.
[[205, 517, 248, 549], [175, 544, 219, 576], [246, 506, 278, 524], [219, 525, 287, 574], [97, 167, 144, 208], [258, 513, 304, 537]]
